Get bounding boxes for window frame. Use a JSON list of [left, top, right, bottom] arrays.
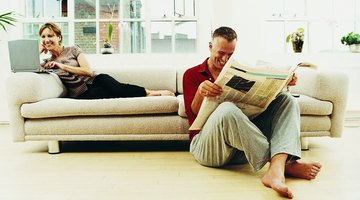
[[21, 0, 199, 54], [265, 0, 360, 53]]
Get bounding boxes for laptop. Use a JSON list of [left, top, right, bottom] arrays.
[[8, 39, 53, 73]]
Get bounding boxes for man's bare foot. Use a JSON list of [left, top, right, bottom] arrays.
[[285, 161, 322, 180], [146, 90, 175, 96], [262, 169, 293, 199]]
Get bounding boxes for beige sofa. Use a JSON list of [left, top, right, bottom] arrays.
[[6, 66, 349, 153]]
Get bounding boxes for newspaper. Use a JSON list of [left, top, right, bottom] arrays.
[[189, 57, 298, 131]]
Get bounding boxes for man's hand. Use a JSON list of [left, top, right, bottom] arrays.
[[191, 80, 222, 115], [287, 73, 298, 86], [198, 80, 222, 97]]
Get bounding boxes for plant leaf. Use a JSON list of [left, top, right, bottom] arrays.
[[0, 23, 6, 31], [108, 23, 113, 41], [286, 34, 291, 43], [0, 11, 17, 32]]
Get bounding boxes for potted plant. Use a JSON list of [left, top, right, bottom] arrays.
[[341, 32, 360, 53], [101, 22, 114, 54], [0, 11, 17, 32], [286, 28, 304, 53], [101, 4, 116, 54]]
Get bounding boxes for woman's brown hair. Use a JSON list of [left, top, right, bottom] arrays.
[[38, 22, 63, 45]]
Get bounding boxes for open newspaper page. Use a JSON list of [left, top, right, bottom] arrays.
[[189, 57, 298, 131]]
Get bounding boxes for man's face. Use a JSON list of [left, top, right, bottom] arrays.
[[208, 36, 237, 71]]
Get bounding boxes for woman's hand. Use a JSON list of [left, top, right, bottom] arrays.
[[43, 61, 64, 70], [39, 43, 48, 54]]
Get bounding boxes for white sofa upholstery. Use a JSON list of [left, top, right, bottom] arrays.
[[6, 66, 349, 153]]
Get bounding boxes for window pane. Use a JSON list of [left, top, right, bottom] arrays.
[[121, 21, 146, 53], [334, 0, 355, 20], [309, 21, 333, 52], [357, 0, 360, 20], [100, 21, 119, 53], [23, 23, 69, 47], [61, 0, 68, 17], [45, 0, 61, 18], [75, 0, 96, 19], [121, 0, 145, 19], [75, 22, 96, 53], [26, 0, 43, 18], [150, 0, 173, 18], [175, 21, 196, 53], [307, 0, 332, 19], [151, 22, 172, 53], [264, 22, 284, 53], [100, 0, 119, 19], [175, 0, 195, 17], [23, 23, 41, 39]]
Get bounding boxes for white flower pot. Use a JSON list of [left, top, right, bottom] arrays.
[[349, 44, 360, 53], [101, 47, 114, 54]]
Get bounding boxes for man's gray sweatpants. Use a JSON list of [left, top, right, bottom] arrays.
[[190, 93, 301, 171]]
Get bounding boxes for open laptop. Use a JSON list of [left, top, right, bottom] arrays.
[[8, 39, 53, 73]]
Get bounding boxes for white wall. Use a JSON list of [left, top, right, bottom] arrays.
[[0, 0, 22, 122]]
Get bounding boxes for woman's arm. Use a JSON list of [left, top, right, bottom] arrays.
[[43, 53, 93, 76]]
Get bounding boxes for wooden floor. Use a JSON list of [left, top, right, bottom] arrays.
[[0, 125, 359, 200]]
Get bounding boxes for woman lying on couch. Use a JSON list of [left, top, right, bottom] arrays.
[[38, 22, 174, 99]]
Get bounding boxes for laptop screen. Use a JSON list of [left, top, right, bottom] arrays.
[[8, 39, 42, 72]]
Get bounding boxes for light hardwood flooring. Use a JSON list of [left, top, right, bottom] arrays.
[[0, 124, 359, 200]]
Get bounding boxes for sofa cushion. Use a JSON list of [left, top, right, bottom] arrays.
[[21, 96, 178, 119], [296, 94, 333, 115]]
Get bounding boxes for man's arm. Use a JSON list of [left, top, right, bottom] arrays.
[[183, 70, 201, 120], [191, 80, 222, 115]]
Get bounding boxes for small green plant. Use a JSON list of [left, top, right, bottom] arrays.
[[103, 4, 116, 48], [286, 28, 304, 44], [286, 28, 304, 53], [103, 23, 113, 48], [341, 32, 360, 46], [0, 11, 17, 32]]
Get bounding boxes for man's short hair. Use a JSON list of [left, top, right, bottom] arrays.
[[212, 26, 237, 41]]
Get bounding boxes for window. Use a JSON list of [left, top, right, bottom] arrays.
[[23, 0, 197, 54], [265, 0, 360, 53]]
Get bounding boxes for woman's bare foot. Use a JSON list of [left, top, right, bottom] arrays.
[[285, 161, 322, 180], [262, 169, 293, 199], [146, 90, 175, 96]]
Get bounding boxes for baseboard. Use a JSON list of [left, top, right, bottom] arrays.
[[345, 110, 360, 127], [0, 121, 9, 125]]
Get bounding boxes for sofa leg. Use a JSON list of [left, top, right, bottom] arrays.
[[301, 137, 309, 150], [48, 141, 60, 154]]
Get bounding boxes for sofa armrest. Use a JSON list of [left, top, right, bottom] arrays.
[[6, 72, 66, 104], [6, 72, 66, 142], [291, 68, 349, 137]]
